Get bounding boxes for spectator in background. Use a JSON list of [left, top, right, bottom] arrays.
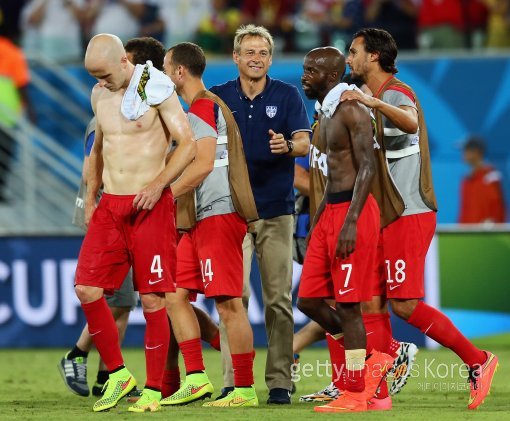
[[364, 0, 419, 50], [459, 136, 506, 224], [418, 0, 488, 49], [0, 0, 27, 43], [482, 0, 510, 48], [0, 28, 33, 202], [240, 0, 297, 52], [195, 0, 241, 53], [21, 0, 86, 64], [160, 0, 210, 48], [85, 0, 148, 43], [294, 0, 365, 53], [137, 0, 165, 42]]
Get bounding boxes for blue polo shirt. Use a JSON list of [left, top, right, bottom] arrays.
[[210, 76, 311, 219]]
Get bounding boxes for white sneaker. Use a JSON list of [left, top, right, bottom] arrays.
[[299, 382, 340, 402], [389, 342, 418, 395]]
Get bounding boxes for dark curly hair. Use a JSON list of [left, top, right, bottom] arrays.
[[124, 37, 165, 71]]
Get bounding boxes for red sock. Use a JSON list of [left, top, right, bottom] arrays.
[[327, 334, 346, 390], [345, 368, 365, 393], [209, 331, 221, 351], [408, 301, 486, 368], [232, 352, 254, 387], [389, 337, 401, 358], [144, 308, 170, 390], [179, 338, 205, 374], [161, 367, 180, 398], [362, 313, 391, 399], [82, 297, 123, 371], [362, 313, 392, 354]]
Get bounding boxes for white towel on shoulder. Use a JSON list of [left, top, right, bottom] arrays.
[[315, 82, 361, 119], [121, 61, 175, 121]]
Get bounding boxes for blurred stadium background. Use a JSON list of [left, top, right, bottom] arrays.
[[0, 0, 509, 351]]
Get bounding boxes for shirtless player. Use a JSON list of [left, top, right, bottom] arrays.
[[297, 46, 392, 413], [74, 33, 195, 413]]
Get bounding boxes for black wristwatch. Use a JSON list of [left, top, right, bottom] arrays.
[[286, 139, 294, 154]]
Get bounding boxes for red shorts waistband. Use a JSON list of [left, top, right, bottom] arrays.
[[101, 188, 173, 201]]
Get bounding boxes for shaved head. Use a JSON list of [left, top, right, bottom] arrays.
[[305, 47, 346, 79], [85, 34, 132, 92], [85, 34, 125, 70], [302, 47, 346, 102]]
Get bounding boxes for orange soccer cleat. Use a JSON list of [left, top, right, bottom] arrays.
[[364, 350, 394, 400], [468, 351, 498, 410], [314, 390, 367, 413]]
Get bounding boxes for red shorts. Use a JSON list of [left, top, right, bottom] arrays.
[[75, 190, 177, 295], [381, 211, 436, 299], [176, 213, 247, 298], [299, 194, 380, 303], [372, 234, 386, 297]]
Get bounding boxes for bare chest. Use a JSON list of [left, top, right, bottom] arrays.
[[320, 115, 350, 152], [96, 94, 159, 137]]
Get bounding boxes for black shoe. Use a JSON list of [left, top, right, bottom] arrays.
[[215, 386, 234, 400], [267, 388, 291, 404], [126, 387, 143, 403], [92, 382, 105, 397]]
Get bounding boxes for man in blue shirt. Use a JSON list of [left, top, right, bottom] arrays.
[[210, 24, 310, 404]]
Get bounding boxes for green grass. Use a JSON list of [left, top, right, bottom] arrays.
[[1, 335, 508, 420]]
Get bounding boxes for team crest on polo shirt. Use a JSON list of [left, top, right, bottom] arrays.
[[266, 106, 277, 118]]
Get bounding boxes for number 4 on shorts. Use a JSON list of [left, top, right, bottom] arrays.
[[151, 255, 163, 278]]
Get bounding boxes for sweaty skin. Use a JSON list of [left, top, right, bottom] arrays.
[[83, 34, 196, 223], [302, 48, 375, 259]]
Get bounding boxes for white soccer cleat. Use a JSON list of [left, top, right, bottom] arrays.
[[389, 342, 418, 395]]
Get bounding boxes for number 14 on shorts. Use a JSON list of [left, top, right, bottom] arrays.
[[200, 258, 214, 286]]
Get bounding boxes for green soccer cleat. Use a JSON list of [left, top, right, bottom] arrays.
[[203, 386, 258, 407], [92, 368, 137, 412], [160, 372, 214, 405], [128, 388, 161, 413]]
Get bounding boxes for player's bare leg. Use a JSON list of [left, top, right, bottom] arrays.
[[297, 298, 344, 335], [294, 320, 326, 355], [194, 306, 220, 348]]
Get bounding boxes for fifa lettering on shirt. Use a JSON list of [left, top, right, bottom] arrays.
[[310, 144, 328, 177]]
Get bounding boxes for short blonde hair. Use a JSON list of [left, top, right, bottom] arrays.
[[233, 24, 274, 55]]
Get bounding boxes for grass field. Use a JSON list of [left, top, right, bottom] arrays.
[[1, 335, 508, 420]]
